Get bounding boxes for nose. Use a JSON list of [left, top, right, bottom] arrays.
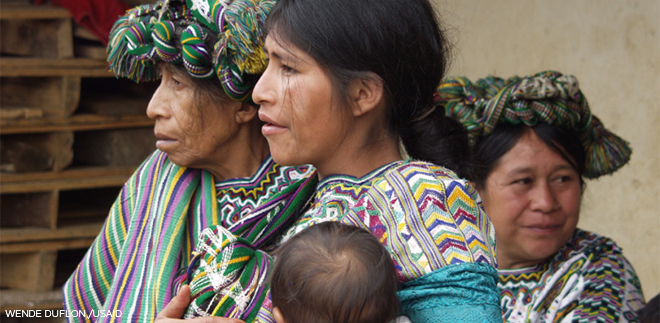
[[530, 182, 561, 213], [252, 64, 275, 107], [146, 80, 171, 120]]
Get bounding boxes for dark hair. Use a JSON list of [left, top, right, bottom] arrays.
[[638, 293, 660, 323], [470, 123, 586, 190], [264, 0, 471, 178], [270, 222, 399, 323]]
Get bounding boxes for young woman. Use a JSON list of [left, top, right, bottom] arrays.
[[157, 0, 500, 321], [249, 0, 500, 321], [63, 1, 313, 322], [441, 71, 646, 322]]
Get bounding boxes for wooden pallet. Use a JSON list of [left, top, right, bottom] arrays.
[[0, 4, 157, 296]]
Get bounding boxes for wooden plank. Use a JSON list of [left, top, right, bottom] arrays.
[[74, 23, 100, 41], [0, 4, 71, 20], [0, 173, 131, 194], [0, 238, 95, 253], [61, 76, 82, 116], [0, 132, 73, 172], [0, 165, 136, 183], [1, 58, 107, 69], [1, 76, 78, 118], [0, 18, 73, 58], [0, 289, 63, 311], [0, 67, 113, 77], [0, 191, 55, 229], [0, 58, 111, 77], [74, 128, 156, 166], [0, 222, 104, 243], [0, 114, 154, 134], [0, 108, 44, 120], [0, 251, 57, 292]]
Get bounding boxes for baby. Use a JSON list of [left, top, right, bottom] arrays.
[[270, 222, 400, 323]]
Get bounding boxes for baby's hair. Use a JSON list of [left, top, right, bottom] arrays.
[[271, 222, 399, 323], [638, 293, 659, 323]]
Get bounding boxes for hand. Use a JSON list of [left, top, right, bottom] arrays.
[[155, 285, 245, 323]]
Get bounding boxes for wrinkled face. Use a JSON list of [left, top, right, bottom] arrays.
[[252, 34, 349, 167], [480, 130, 582, 269], [146, 64, 239, 169]]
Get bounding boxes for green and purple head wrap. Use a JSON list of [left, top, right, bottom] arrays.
[[107, 0, 274, 101], [438, 70, 632, 179]]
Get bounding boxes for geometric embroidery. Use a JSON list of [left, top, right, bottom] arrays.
[[499, 229, 645, 323]]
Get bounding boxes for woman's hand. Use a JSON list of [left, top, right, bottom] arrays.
[[155, 285, 245, 323]]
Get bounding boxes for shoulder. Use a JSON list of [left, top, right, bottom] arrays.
[[370, 160, 482, 207], [556, 229, 623, 264]]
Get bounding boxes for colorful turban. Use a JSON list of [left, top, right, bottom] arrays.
[[107, 0, 274, 101], [184, 226, 272, 321], [438, 71, 632, 179]]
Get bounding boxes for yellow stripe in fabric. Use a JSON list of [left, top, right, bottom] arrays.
[[105, 208, 120, 265], [73, 270, 93, 323], [154, 199, 190, 310], [94, 238, 111, 290], [155, 168, 186, 243], [210, 174, 219, 226], [447, 187, 475, 209], [152, 168, 187, 311], [212, 292, 233, 317], [111, 158, 163, 321]]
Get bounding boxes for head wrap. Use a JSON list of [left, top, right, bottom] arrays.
[[180, 172, 318, 320], [107, 0, 274, 101], [438, 70, 632, 179], [183, 226, 271, 321]]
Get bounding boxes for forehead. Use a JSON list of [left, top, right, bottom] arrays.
[[494, 131, 572, 174]]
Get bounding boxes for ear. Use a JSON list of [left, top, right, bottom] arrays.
[[272, 306, 287, 323], [234, 101, 259, 124], [348, 73, 385, 117]]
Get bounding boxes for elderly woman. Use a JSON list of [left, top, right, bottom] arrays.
[[441, 71, 646, 322], [159, 0, 502, 322], [62, 1, 314, 322]]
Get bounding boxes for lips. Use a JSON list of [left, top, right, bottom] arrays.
[[524, 224, 562, 235], [154, 130, 177, 150], [258, 111, 286, 136]]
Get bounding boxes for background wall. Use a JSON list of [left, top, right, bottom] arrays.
[[433, 0, 659, 298]]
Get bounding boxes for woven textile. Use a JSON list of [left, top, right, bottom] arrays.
[[182, 171, 318, 321], [439, 71, 632, 179], [107, 0, 275, 101], [254, 161, 501, 323], [63, 150, 313, 323], [499, 229, 645, 323]]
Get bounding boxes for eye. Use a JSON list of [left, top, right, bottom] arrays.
[[171, 76, 184, 90], [512, 177, 533, 185], [554, 174, 576, 183], [281, 64, 296, 75]]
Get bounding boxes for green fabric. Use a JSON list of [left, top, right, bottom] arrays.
[[439, 70, 632, 179]]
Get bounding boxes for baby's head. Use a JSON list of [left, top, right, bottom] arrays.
[[270, 222, 399, 323]]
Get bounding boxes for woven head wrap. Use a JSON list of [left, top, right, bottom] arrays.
[[183, 226, 271, 321], [107, 0, 274, 101], [438, 71, 632, 179]]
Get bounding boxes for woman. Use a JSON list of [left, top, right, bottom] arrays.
[[181, 0, 501, 321], [159, 0, 501, 321], [440, 71, 646, 322], [63, 1, 314, 322]]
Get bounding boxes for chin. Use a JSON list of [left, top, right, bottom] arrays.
[[269, 149, 302, 167], [526, 240, 567, 263]]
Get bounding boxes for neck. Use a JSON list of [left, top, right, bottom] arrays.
[[207, 118, 270, 181], [497, 249, 545, 270], [315, 120, 402, 180]]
